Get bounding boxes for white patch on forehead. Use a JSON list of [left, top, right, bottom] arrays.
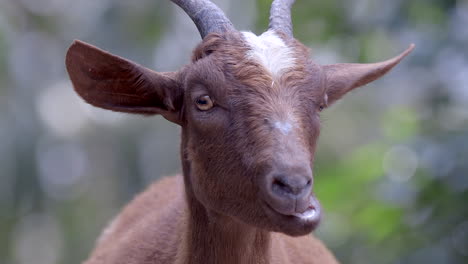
[[242, 30, 296, 78], [274, 121, 293, 135]]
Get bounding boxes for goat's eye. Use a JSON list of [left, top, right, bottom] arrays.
[[195, 95, 214, 111], [318, 105, 325, 112]]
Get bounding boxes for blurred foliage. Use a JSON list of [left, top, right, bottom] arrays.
[[0, 0, 467, 263]]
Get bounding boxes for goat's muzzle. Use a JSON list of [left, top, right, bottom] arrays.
[[259, 165, 322, 235]]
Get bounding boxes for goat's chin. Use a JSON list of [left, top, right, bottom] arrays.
[[276, 219, 320, 237]]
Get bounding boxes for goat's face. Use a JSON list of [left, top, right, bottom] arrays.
[[66, 0, 413, 237], [182, 32, 325, 235]]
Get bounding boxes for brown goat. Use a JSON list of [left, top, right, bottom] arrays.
[[65, 0, 414, 263]]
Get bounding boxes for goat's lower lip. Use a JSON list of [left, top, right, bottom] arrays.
[[263, 199, 321, 223], [261, 199, 321, 236], [289, 207, 318, 221]]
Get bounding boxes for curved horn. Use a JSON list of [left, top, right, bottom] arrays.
[[171, 0, 235, 38], [269, 0, 296, 37]]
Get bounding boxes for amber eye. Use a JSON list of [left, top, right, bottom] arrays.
[[195, 95, 214, 111]]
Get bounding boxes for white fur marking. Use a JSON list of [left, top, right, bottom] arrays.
[[242, 31, 296, 78], [274, 121, 293, 135]]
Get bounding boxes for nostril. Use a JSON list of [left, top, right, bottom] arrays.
[[271, 175, 311, 198], [272, 178, 293, 195]]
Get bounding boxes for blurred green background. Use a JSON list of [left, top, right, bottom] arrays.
[[0, 0, 467, 263]]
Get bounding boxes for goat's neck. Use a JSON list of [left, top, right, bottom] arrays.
[[177, 131, 271, 264]]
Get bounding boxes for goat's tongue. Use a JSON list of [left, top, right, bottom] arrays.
[[290, 207, 317, 220], [290, 196, 320, 220]]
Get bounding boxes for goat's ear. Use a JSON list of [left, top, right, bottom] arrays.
[[65, 40, 184, 125], [322, 44, 415, 106]]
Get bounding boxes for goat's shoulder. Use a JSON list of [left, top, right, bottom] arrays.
[[98, 175, 183, 243], [271, 232, 339, 264], [84, 175, 185, 264]]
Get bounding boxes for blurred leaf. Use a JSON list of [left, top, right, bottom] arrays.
[[382, 107, 420, 142], [354, 202, 402, 242], [407, 0, 447, 26]]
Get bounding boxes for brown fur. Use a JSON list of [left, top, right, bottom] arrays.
[[65, 3, 413, 263], [85, 175, 337, 264]]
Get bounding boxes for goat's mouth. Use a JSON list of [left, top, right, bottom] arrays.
[[288, 205, 320, 221], [262, 196, 322, 236]]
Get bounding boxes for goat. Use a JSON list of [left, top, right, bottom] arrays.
[[65, 0, 414, 263]]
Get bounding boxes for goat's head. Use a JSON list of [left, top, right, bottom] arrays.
[[66, 0, 414, 236]]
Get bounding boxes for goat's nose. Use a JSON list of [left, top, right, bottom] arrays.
[[271, 173, 312, 200], [261, 167, 314, 214]]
